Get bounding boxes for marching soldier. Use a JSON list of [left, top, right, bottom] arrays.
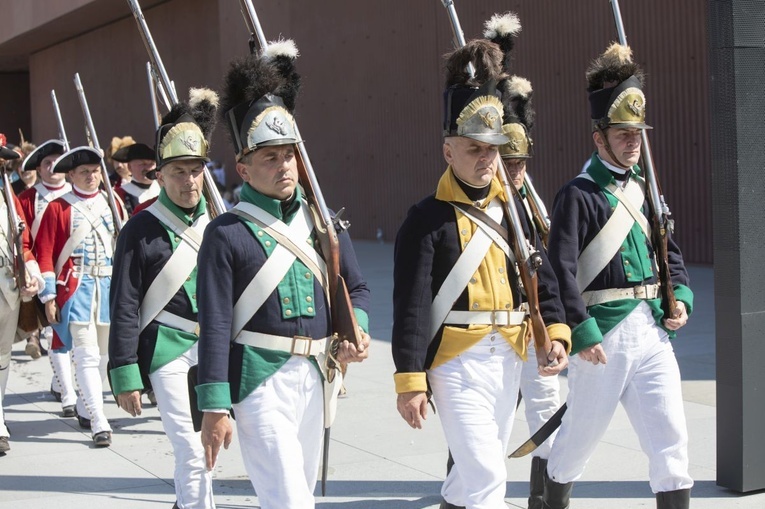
[[18, 139, 76, 416], [35, 146, 124, 447], [109, 88, 219, 509], [0, 136, 43, 454], [392, 39, 569, 509], [112, 142, 160, 215], [543, 44, 693, 509], [195, 41, 371, 509]]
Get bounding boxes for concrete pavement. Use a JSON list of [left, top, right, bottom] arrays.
[[0, 240, 762, 508]]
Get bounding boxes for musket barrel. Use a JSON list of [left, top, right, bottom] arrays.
[[73, 73, 124, 233], [127, 0, 178, 105], [51, 89, 70, 151], [146, 62, 161, 130]]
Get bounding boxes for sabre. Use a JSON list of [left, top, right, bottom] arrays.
[[73, 73, 124, 234], [439, 0, 556, 369], [126, 0, 227, 217], [609, 0, 677, 317], [50, 89, 71, 151]]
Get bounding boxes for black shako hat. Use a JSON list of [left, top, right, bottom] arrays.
[[443, 39, 509, 146], [587, 43, 651, 131], [22, 139, 66, 171], [52, 146, 102, 173], [155, 88, 219, 169], [112, 143, 156, 163], [220, 39, 302, 160]]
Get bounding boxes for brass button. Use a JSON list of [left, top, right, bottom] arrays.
[[472, 302, 479, 309], [307, 306, 313, 313], [283, 297, 290, 304], [257, 231, 264, 237], [304, 272, 311, 279], [192, 294, 196, 299], [186, 276, 191, 282], [265, 240, 271, 247], [175, 236, 180, 242], [624, 260, 630, 265], [285, 309, 292, 316], [306, 296, 312, 302], [626, 272, 632, 278]]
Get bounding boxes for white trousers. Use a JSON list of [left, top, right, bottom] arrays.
[[519, 345, 561, 458], [0, 296, 21, 437], [48, 324, 77, 408], [547, 302, 693, 493], [233, 356, 324, 509], [428, 332, 523, 509], [70, 321, 111, 434], [149, 345, 215, 509]]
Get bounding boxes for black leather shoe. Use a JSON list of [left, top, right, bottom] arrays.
[[0, 436, 9, 453], [62, 405, 76, 418], [76, 411, 91, 430], [93, 431, 111, 447], [656, 489, 691, 509], [50, 385, 62, 403], [439, 499, 465, 509]]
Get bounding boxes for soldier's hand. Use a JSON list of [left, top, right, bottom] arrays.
[[336, 331, 371, 363], [116, 390, 142, 417], [201, 412, 233, 471], [397, 391, 428, 430], [20, 276, 40, 300], [662, 301, 688, 331], [578, 344, 608, 365], [44, 300, 60, 324], [538, 340, 568, 376]]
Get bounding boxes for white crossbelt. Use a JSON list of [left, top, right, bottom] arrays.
[[74, 265, 112, 277], [444, 310, 526, 327], [154, 309, 199, 335], [429, 199, 507, 341], [56, 194, 112, 276], [575, 170, 647, 293], [234, 331, 329, 357], [581, 283, 660, 307]]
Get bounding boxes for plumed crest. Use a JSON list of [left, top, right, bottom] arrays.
[[220, 54, 282, 119], [500, 75, 535, 130], [161, 88, 220, 140], [586, 42, 644, 91], [445, 39, 508, 88], [483, 11, 521, 71], [262, 38, 299, 61]]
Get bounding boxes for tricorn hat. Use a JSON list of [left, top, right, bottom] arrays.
[[483, 12, 534, 159], [221, 39, 302, 160], [22, 139, 66, 171], [0, 133, 20, 161], [443, 39, 509, 146], [112, 143, 156, 163], [52, 146, 102, 173], [587, 43, 651, 131], [155, 87, 219, 169]]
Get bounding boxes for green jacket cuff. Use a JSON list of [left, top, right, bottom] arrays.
[[109, 363, 144, 395], [571, 316, 604, 355], [673, 284, 694, 316], [196, 382, 232, 411], [354, 308, 370, 334]]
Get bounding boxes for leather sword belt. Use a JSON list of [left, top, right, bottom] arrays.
[[154, 309, 199, 336], [75, 265, 113, 277], [234, 331, 330, 357], [581, 283, 660, 307], [444, 309, 527, 328]]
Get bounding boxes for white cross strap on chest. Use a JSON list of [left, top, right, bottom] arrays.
[[451, 201, 517, 262], [55, 195, 110, 276], [121, 181, 157, 203], [31, 183, 66, 240], [229, 201, 323, 339], [138, 202, 210, 333], [429, 199, 506, 341], [575, 172, 648, 293]]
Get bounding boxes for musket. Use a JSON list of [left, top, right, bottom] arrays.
[[440, 0, 555, 369], [51, 89, 71, 151], [73, 73, 124, 235], [145, 62, 162, 130], [238, 0, 362, 496], [609, 0, 677, 317], [126, 0, 226, 218], [523, 174, 551, 248]]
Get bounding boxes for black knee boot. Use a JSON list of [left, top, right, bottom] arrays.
[[656, 489, 690, 509], [543, 470, 573, 509], [528, 456, 547, 509]]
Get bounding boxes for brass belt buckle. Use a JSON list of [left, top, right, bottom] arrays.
[[291, 335, 313, 356], [634, 285, 646, 299]]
